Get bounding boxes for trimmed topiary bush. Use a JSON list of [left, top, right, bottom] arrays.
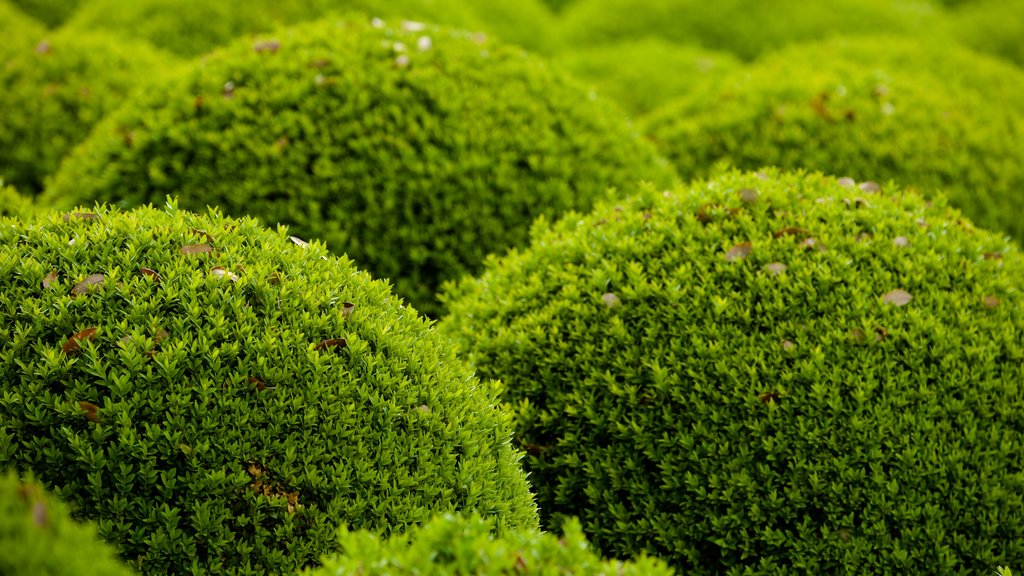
[[0, 183, 37, 220], [0, 31, 176, 194], [557, 0, 943, 60], [9, 0, 80, 27], [440, 169, 1024, 574], [642, 37, 1024, 244], [0, 0, 45, 57], [557, 38, 741, 117], [0, 471, 133, 576], [44, 16, 676, 316], [948, 0, 1024, 67], [307, 513, 675, 575], [0, 201, 538, 575], [63, 0, 557, 58]]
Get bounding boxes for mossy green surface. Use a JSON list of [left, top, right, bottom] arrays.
[[44, 16, 676, 317], [63, 0, 556, 58], [642, 37, 1024, 244], [10, 0, 79, 27], [0, 471, 134, 576], [0, 0, 45, 57], [0, 31, 177, 194], [949, 0, 1024, 67], [306, 513, 675, 575], [557, 38, 741, 117], [558, 0, 943, 60], [0, 201, 538, 576], [441, 169, 1024, 574]]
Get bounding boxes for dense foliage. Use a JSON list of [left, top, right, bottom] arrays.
[[0, 0, 44, 56], [557, 38, 740, 117], [0, 202, 538, 576], [441, 169, 1024, 574], [307, 513, 675, 575], [0, 471, 134, 576], [44, 16, 676, 316], [63, 0, 557, 58], [0, 31, 176, 194], [642, 37, 1024, 244], [558, 0, 942, 60], [0, 184, 36, 219], [9, 0, 80, 27], [948, 0, 1024, 67]]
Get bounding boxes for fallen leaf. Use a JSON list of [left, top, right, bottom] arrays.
[[602, 293, 621, 307], [738, 188, 759, 203], [181, 244, 213, 255], [342, 302, 355, 318], [893, 237, 910, 247], [32, 502, 47, 527], [882, 289, 913, 306], [290, 236, 309, 248], [723, 242, 752, 262], [70, 274, 105, 295], [858, 181, 881, 193], [211, 267, 239, 282], [758, 391, 782, 404], [983, 295, 1001, 309], [254, 39, 280, 53], [315, 338, 347, 351], [43, 271, 58, 290], [836, 177, 856, 188], [763, 262, 787, 275], [248, 377, 271, 391], [781, 340, 796, 351], [799, 237, 824, 251], [78, 401, 100, 422], [62, 327, 98, 355], [139, 267, 162, 282], [190, 228, 215, 243]]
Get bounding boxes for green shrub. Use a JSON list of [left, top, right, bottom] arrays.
[[10, 0, 80, 27], [948, 0, 1024, 67], [0, 201, 538, 576], [63, 0, 557, 58], [440, 169, 1024, 574], [0, 0, 45, 56], [44, 16, 676, 317], [642, 37, 1024, 245], [307, 513, 674, 575], [557, 0, 943, 60], [0, 31, 177, 194], [557, 38, 741, 117], [0, 471, 133, 576], [0, 183, 36, 220]]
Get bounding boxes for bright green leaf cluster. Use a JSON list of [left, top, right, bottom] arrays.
[[948, 0, 1024, 67], [44, 16, 676, 317], [0, 30, 177, 194], [558, 0, 943, 60], [63, 0, 557, 58], [0, 0, 44, 57], [0, 201, 538, 576], [307, 513, 675, 575], [0, 471, 134, 576], [0, 183, 37, 220], [643, 37, 1024, 244], [440, 169, 1024, 574], [9, 0, 80, 27], [556, 37, 741, 117]]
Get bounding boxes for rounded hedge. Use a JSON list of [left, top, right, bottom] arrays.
[[44, 16, 676, 317], [440, 169, 1024, 574], [0, 0, 44, 57], [0, 31, 176, 194], [9, 0, 80, 27], [642, 37, 1024, 245], [0, 201, 538, 575], [63, 0, 557, 58], [0, 471, 133, 576], [557, 38, 741, 117], [948, 0, 1024, 68], [557, 0, 943, 60], [307, 513, 675, 575]]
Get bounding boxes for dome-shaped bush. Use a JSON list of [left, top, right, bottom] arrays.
[[0, 31, 176, 194], [642, 37, 1024, 244], [558, 0, 943, 60], [440, 169, 1024, 574], [0, 471, 133, 576], [0, 201, 538, 576], [557, 38, 741, 117], [63, 0, 557, 58], [44, 16, 676, 317], [307, 513, 674, 575], [948, 0, 1024, 67], [0, 1, 44, 57], [0, 183, 36, 219], [9, 0, 80, 28]]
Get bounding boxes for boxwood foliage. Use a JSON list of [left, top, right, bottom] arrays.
[[948, 0, 1024, 67], [63, 0, 558, 58], [307, 513, 675, 575], [557, 0, 942, 60], [0, 0, 44, 56], [0, 183, 37, 220], [44, 17, 676, 317], [0, 201, 539, 576], [0, 31, 176, 194], [0, 471, 133, 576], [440, 169, 1024, 574], [9, 0, 80, 27], [642, 37, 1024, 245], [557, 37, 741, 117]]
